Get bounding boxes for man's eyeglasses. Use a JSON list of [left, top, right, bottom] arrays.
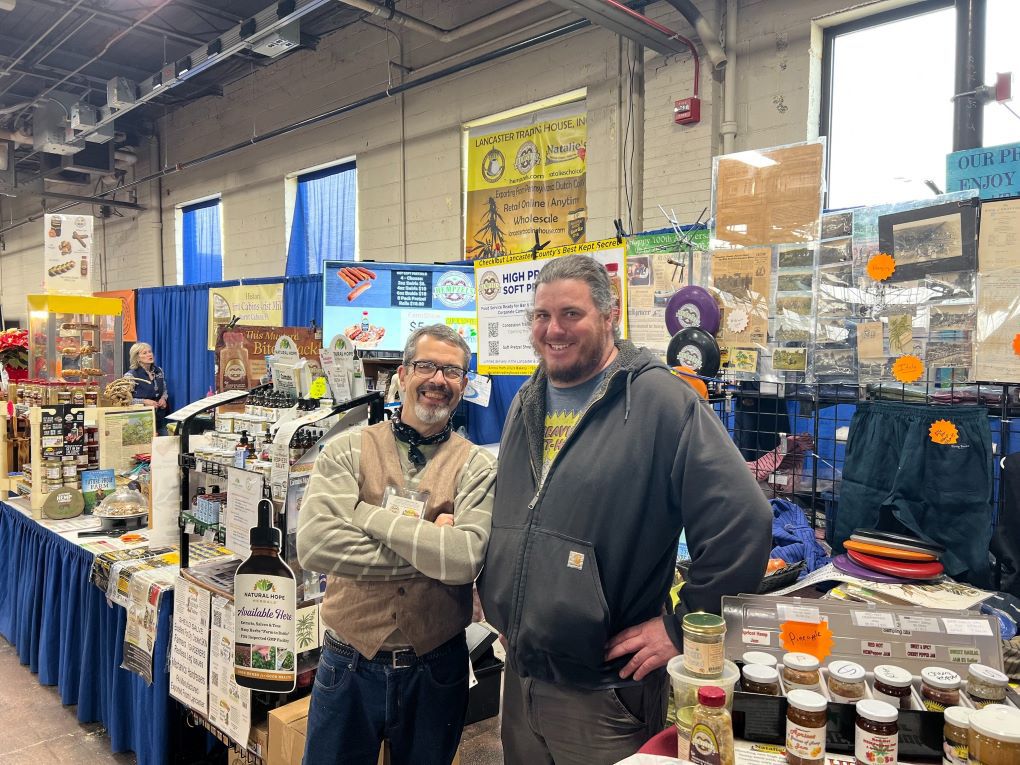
[[408, 360, 468, 381]]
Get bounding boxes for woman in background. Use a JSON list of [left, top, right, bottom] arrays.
[[126, 341, 168, 434]]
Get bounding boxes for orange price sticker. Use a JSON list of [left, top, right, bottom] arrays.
[[929, 419, 959, 445], [779, 620, 835, 661], [1013, 333, 1020, 357], [866, 253, 896, 281], [892, 354, 924, 383]]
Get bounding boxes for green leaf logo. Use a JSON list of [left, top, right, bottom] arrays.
[[254, 579, 275, 592]]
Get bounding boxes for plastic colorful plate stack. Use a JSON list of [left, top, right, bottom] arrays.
[[837, 529, 945, 581]]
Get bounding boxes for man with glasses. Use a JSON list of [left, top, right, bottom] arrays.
[[297, 324, 496, 765]]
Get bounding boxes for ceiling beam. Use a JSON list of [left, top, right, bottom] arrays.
[[22, 0, 210, 47], [0, 53, 109, 90], [41, 190, 145, 210], [0, 31, 152, 82]]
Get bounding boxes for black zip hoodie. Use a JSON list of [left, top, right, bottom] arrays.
[[478, 340, 772, 689]]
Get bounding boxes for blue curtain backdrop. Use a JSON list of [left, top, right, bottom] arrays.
[[181, 199, 223, 285], [135, 276, 325, 415], [136, 283, 222, 410], [282, 275, 323, 329], [286, 162, 357, 276]]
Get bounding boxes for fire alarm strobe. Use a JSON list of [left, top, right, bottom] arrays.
[[674, 97, 701, 125]]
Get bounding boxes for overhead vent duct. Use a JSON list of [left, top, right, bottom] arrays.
[[547, 0, 694, 57], [71, 0, 333, 144]]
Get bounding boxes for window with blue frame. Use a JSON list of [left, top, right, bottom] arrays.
[[181, 198, 223, 285], [286, 160, 357, 275]]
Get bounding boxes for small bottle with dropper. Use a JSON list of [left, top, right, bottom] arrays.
[[233, 496, 297, 693]]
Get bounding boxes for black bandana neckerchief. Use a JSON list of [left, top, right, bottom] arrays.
[[391, 410, 453, 468]]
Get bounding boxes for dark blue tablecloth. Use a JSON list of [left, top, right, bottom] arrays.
[[0, 500, 170, 765]]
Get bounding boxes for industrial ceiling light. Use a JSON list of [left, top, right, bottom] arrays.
[[150, 72, 163, 90], [207, 38, 223, 57], [176, 56, 192, 77], [239, 18, 256, 39], [277, 0, 295, 17]]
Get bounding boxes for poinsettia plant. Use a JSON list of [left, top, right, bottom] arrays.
[[0, 328, 29, 374]]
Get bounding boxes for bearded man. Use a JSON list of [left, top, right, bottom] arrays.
[[478, 255, 771, 765], [298, 324, 496, 765]]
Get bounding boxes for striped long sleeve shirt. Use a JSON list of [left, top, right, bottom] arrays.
[[296, 427, 496, 585]]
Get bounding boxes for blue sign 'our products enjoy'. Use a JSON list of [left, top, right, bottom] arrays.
[[946, 141, 1020, 199]]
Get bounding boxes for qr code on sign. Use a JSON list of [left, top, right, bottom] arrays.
[[488, 323, 499, 339], [488, 340, 499, 356]]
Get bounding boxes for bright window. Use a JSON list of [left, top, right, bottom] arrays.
[[181, 198, 223, 285], [285, 161, 357, 275], [822, 0, 1019, 209]]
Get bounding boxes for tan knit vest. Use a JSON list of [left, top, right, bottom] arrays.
[[319, 421, 474, 658]]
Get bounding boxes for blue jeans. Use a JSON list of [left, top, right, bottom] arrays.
[[302, 634, 469, 765]]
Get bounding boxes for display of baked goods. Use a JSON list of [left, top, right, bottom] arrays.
[[94, 484, 148, 518]]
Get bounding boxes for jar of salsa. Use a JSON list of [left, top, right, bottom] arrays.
[[920, 666, 961, 712], [785, 689, 827, 765], [854, 699, 898, 765], [872, 665, 913, 710]]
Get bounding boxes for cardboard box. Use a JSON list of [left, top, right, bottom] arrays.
[[268, 696, 311, 765], [267, 695, 460, 765], [227, 719, 269, 765]]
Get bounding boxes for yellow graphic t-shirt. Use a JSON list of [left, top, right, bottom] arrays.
[[542, 371, 606, 472], [544, 409, 581, 466]]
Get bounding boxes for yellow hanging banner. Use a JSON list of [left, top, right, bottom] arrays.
[[207, 283, 284, 349], [465, 107, 587, 259]]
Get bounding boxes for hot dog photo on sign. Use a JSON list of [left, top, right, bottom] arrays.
[[321, 261, 479, 355]]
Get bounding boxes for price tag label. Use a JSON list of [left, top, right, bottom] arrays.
[[897, 614, 940, 633], [929, 419, 959, 445], [776, 603, 821, 624], [942, 618, 993, 636], [852, 611, 897, 629], [861, 640, 893, 658], [779, 619, 834, 661], [742, 629, 771, 646], [905, 642, 937, 660], [949, 647, 981, 664]]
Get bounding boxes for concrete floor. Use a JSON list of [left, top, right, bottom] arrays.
[[0, 639, 136, 765], [0, 635, 504, 765]]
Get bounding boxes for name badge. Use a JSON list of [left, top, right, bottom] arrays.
[[382, 485, 430, 519]]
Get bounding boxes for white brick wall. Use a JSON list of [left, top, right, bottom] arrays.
[[1, 0, 877, 324]]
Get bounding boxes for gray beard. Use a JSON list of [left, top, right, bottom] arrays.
[[413, 401, 451, 425]]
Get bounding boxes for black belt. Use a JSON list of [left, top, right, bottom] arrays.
[[323, 631, 418, 669]]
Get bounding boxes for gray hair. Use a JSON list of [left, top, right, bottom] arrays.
[[533, 254, 619, 335], [402, 324, 472, 369], [128, 342, 153, 369]]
